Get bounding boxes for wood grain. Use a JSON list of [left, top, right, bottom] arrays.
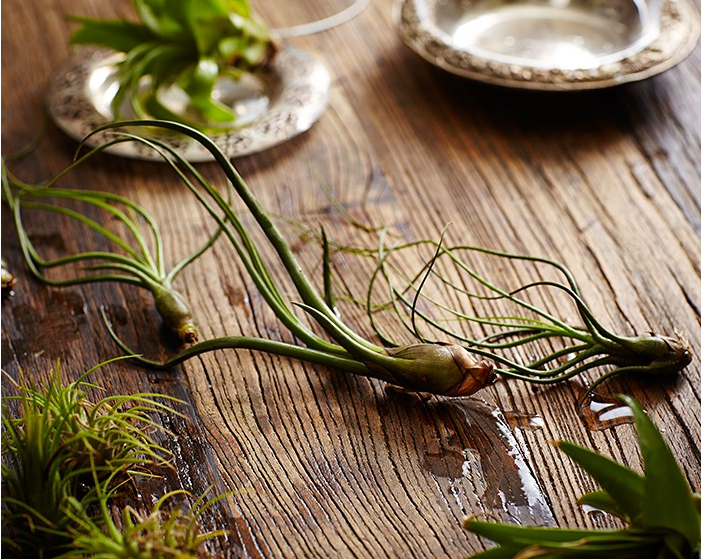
[[1, 0, 700, 557]]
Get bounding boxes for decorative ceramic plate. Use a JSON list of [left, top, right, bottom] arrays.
[[46, 45, 331, 161], [394, 0, 700, 90]]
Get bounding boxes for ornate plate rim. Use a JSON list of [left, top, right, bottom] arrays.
[[46, 45, 331, 162], [393, 0, 700, 91]]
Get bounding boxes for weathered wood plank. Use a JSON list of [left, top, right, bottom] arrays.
[[2, 0, 700, 557]]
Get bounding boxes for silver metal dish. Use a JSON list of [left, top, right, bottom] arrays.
[[394, 0, 700, 90], [46, 45, 330, 162]]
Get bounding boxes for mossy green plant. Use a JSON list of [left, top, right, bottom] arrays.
[[59, 480, 231, 559], [1, 359, 177, 556]]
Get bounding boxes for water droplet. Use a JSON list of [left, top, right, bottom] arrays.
[[502, 410, 545, 431], [491, 407, 551, 515], [582, 503, 608, 518], [581, 395, 633, 431]]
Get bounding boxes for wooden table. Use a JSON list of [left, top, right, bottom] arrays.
[[1, 1, 700, 557]]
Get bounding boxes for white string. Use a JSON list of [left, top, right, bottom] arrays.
[[272, 0, 370, 38]]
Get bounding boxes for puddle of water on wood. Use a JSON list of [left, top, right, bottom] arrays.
[[421, 399, 553, 524], [580, 395, 634, 431]]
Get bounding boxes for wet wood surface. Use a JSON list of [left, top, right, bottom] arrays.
[[1, 0, 701, 557]]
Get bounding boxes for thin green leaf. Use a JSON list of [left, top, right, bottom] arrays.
[[557, 441, 645, 523], [70, 17, 154, 52], [577, 490, 628, 522], [134, 44, 193, 89], [620, 396, 700, 549], [185, 0, 232, 53], [133, 0, 188, 40], [179, 58, 235, 122], [511, 534, 662, 555], [464, 519, 620, 545], [466, 521, 665, 558], [660, 530, 695, 559], [321, 226, 336, 312]]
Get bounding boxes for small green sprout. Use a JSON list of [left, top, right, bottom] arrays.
[[464, 395, 700, 558]]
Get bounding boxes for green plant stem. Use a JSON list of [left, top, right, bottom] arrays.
[[102, 307, 378, 378], [365, 233, 691, 398], [1, 154, 216, 344], [76, 121, 496, 398]]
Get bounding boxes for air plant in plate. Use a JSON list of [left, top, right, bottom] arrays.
[[464, 395, 701, 558], [70, 0, 277, 130], [75, 120, 497, 398], [1, 150, 221, 344], [364, 233, 692, 402]]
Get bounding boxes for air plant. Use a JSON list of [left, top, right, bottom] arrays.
[[70, 120, 497, 398], [464, 395, 701, 558], [1, 358, 178, 556], [60, 481, 231, 559], [1, 151, 221, 344], [364, 234, 691, 401], [6, 119, 688, 400], [70, 0, 276, 130]]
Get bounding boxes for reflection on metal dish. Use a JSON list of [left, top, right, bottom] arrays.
[[394, 0, 700, 90], [46, 45, 330, 161]]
